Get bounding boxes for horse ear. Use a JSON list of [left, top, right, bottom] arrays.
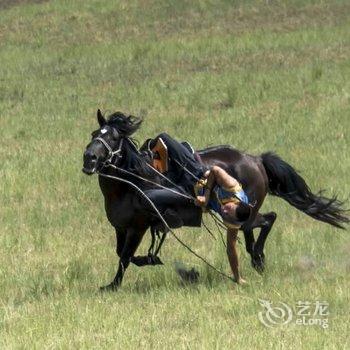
[[97, 109, 106, 127]]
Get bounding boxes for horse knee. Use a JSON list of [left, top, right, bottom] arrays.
[[268, 212, 277, 220], [116, 246, 123, 258], [265, 212, 277, 226]]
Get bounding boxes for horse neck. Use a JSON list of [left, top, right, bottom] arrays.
[[98, 167, 124, 198], [119, 137, 157, 180]]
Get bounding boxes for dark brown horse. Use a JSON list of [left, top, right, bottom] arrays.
[[82, 110, 348, 290]]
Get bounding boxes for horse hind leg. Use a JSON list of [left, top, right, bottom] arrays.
[[243, 228, 255, 256], [250, 212, 277, 273], [115, 228, 163, 267], [130, 227, 165, 267], [242, 227, 256, 273], [114, 229, 162, 269]]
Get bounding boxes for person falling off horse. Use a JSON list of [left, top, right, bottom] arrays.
[[82, 110, 349, 290], [141, 132, 253, 283]]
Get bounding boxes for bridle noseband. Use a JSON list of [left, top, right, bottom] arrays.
[[94, 136, 124, 165]]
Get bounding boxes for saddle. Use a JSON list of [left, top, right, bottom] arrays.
[[151, 138, 168, 173], [139, 137, 203, 227], [140, 137, 202, 172]]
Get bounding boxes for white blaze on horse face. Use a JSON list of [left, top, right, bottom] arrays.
[[101, 128, 108, 134]]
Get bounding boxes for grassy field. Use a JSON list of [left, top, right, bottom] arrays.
[[0, 0, 349, 348]]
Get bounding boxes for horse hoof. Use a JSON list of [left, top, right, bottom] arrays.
[[131, 255, 164, 266], [99, 283, 119, 292], [252, 253, 265, 273]]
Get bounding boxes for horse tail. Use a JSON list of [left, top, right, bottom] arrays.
[[261, 152, 349, 229]]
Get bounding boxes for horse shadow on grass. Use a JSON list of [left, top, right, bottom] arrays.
[[109, 262, 234, 295]]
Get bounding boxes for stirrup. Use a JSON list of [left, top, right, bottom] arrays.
[[163, 209, 183, 229]]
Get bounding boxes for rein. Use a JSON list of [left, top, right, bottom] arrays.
[[97, 170, 234, 282], [97, 135, 196, 201], [97, 135, 230, 233], [94, 134, 234, 282], [104, 163, 194, 201], [94, 137, 124, 164]]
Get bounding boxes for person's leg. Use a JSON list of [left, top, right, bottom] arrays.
[[155, 133, 197, 166], [144, 188, 191, 209], [154, 133, 206, 183], [138, 188, 191, 229]]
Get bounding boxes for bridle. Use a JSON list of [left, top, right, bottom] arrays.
[[87, 130, 237, 282], [93, 136, 124, 165]]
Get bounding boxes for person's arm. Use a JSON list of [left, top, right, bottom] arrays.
[[196, 165, 241, 207], [210, 165, 241, 192]]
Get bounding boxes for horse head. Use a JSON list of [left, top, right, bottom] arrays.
[[82, 109, 143, 175]]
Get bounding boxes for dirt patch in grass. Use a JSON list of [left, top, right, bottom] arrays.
[[0, 0, 48, 10]]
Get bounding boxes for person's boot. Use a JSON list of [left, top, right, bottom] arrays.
[[152, 209, 183, 233], [163, 208, 183, 229]]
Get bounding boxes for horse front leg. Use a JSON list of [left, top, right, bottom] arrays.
[[101, 227, 146, 291], [226, 228, 246, 284], [130, 227, 165, 267], [115, 229, 126, 257]]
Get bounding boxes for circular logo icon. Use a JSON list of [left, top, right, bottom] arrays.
[[258, 299, 293, 328]]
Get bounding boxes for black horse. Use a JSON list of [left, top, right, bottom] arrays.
[[82, 110, 348, 290]]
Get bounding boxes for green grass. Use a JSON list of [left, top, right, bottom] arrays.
[[0, 0, 349, 348]]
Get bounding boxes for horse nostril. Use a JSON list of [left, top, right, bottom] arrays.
[[84, 155, 98, 171], [84, 151, 97, 161]]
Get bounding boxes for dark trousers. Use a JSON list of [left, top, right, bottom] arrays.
[[152, 133, 206, 193], [143, 188, 202, 227], [137, 133, 205, 227]]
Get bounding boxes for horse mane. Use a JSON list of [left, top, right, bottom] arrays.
[[106, 111, 143, 137], [119, 138, 155, 179], [102, 111, 156, 179], [102, 112, 152, 178]]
